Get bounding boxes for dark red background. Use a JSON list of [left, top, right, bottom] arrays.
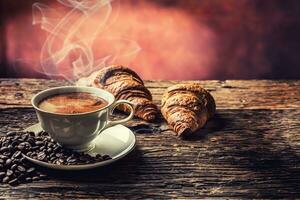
[[0, 0, 300, 80]]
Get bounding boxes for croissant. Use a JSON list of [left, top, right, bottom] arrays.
[[93, 65, 158, 121], [161, 83, 216, 137]]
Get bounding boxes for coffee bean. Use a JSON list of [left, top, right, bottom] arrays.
[[37, 152, 46, 160], [31, 146, 39, 150], [27, 138, 35, 146], [55, 153, 63, 158], [39, 174, 47, 179], [0, 146, 8, 152], [11, 164, 17, 171], [17, 144, 25, 150], [20, 157, 25, 163], [12, 151, 21, 159], [26, 167, 35, 174], [23, 142, 31, 148], [2, 176, 10, 183], [2, 141, 9, 147], [6, 169, 13, 177], [30, 152, 37, 157], [28, 132, 35, 137], [17, 165, 26, 172], [32, 176, 40, 181], [0, 172, 5, 179], [3, 151, 11, 156], [11, 141, 18, 147], [5, 159, 12, 166], [7, 132, 16, 137], [35, 141, 43, 146], [8, 178, 18, 186]]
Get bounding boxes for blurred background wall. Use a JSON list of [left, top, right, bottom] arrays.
[[0, 0, 300, 80]]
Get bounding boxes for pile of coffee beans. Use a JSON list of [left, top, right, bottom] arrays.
[[25, 131, 111, 165], [0, 131, 47, 185], [0, 131, 111, 186]]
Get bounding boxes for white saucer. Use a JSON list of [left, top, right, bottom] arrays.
[[24, 123, 136, 170]]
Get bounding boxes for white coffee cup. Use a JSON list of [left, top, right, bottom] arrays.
[[31, 86, 135, 151]]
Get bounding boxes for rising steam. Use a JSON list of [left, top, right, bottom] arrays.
[[32, 0, 140, 83]]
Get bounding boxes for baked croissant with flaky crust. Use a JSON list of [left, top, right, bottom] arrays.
[[161, 83, 216, 137], [93, 65, 158, 121]]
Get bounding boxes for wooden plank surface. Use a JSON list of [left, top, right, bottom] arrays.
[[0, 79, 299, 199], [0, 79, 300, 109]]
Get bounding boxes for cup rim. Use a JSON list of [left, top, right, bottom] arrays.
[[31, 86, 115, 116]]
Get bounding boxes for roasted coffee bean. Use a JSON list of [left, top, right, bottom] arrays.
[[17, 165, 26, 172], [27, 138, 35, 146], [55, 153, 63, 158], [6, 169, 13, 177], [0, 172, 5, 179], [3, 151, 11, 156], [37, 152, 46, 160], [17, 144, 25, 150], [28, 132, 35, 137], [39, 174, 47, 179], [2, 176, 10, 183], [35, 141, 43, 146], [30, 152, 37, 157], [11, 141, 18, 147], [0, 146, 8, 152], [8, 178, 18, 186], [11, 164, 17, 171], [23, 142, 31, 147], [7, 132, 16, 137], [12, 151, 21, 159], [20, 157, 25, 163], [5, 159, 12, 166], [26, 167, 35, 173], [32, 176, 40, 181], [31, 146, 39, 150]]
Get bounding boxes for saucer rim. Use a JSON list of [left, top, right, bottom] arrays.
[[24, 123, 136, 170]]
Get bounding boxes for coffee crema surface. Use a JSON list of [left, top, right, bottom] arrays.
[[38, 92, 108, 114]]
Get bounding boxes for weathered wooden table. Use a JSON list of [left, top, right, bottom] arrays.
[[0, 79, 299, 199]]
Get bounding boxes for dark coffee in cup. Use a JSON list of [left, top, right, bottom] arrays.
[[38, 92, 108, 114]]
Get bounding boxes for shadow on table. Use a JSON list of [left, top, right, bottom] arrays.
[[181, 112, 228, 141], [204, 109, 300, 198]]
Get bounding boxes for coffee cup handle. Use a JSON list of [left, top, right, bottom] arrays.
[[104, 100, 135, 129]]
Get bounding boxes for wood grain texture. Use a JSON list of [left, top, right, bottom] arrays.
[[0, 79, 299, 199], [0, 79, 300, 109]]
